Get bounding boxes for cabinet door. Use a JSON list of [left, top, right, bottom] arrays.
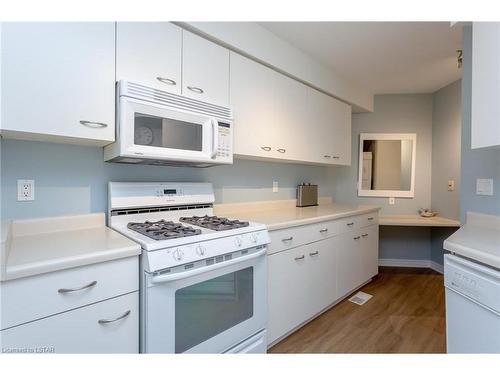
[[329, 99, 352, 165], [116, 22, 182, 94], [471, 22, 500, 149], [267, 246, 310, 344], [0, 292, 138, 354], [1, 22, 115, 145], [360, 225, 379, 280], [337, 231, 365, 298], [230, 52, 277, 158], [304, 237, 338, 315], [182, 30, 229, 106], [273, 73, 309, 161]]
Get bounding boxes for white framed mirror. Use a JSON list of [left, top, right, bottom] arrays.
[[357, 133, 417, 198]]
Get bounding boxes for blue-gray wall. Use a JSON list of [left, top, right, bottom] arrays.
[[0, 139, 338, 220], [460, 25, 500, 220]]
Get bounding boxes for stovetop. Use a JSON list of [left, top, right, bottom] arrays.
[[179, 215, 250, 231], [127, 219, 202, 241]]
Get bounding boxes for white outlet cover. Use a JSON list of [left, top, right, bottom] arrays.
[[389, 197, 395, 205], [272, 181, 279, 193], [476, 178, 493, 196], [17, 179, 35, 201]]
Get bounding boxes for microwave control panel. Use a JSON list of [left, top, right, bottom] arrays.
[[216, 122, 233, 161]]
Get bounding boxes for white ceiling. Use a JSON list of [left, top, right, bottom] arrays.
[[259, 22, 463, 95]]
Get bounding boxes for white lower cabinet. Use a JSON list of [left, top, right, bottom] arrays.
[[1, 292, 138, 353], [268, 214, 379, 346]]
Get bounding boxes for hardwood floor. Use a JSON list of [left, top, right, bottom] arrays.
[[268, 267, 446, 353]]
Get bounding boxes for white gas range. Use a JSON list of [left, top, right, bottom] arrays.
[[108, 182, 270, 354]]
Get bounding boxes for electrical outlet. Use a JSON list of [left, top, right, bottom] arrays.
[[17, 180, 35, 201], [389, 197, 395, 205], [447, 180, 455, 191], [272, 181, 279, 193]]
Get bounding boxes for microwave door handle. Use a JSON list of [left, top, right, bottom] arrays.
[[210, 118, 219, 159], [150, 247, 267, 284]]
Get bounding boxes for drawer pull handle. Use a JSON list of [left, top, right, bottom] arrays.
[[332, 156, 340, 159], [367, 217, 374, 221], [187, 86, 204, 94], [79, 120, 108, 128], [347, 222, 354, 226], [156, 77, 176, 86], [58, 280, 97, 294], [261, 146, 272, 152], [294, 255, 305, 261], [353, 236, 361, 240], [98, 310, 131, 324], [324, 155, 332, 158], [362, 233, 368, 237], [309, 251, 319, 256], [282, 236, 294, 242], [319, 229, 328, 233], [277, 148, 286, 153]]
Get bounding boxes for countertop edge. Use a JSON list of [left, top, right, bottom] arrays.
[[265, 207, 381, 231]]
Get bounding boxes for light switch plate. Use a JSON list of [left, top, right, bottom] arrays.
[[448, 180, 455, 191], [389, 197, 395, 205], [476, 178, 494, 196]]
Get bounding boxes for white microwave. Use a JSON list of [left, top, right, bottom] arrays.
[[104, 81, 233, 167]]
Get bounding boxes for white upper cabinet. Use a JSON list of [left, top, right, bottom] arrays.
[[182, 30, 230, 106], [1, 23, 115, 146], [116, 22, 182, 94], [471, 22, 500, 149], [230, 52, 277, 158]]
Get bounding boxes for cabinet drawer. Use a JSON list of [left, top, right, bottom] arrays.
[[268, 220, 338, 255], [337, 212, 378, 233], [1, 292, 138, 353], [1, 256, 138, 330]]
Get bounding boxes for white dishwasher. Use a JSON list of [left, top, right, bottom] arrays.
[[444, 254, 500, 353]]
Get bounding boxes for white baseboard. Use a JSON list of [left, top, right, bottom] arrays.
[[378, 258, 443, 274]]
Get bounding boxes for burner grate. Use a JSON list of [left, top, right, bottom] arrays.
[[179, 215, 249, 231], [127, 219, 202, 240]]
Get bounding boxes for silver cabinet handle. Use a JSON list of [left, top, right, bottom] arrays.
[[294, 255, 305, 261], [98, 310, 131, 325], [353, 236, 361, 240], [319, 228, 328, 233], [309, 251, 319, 256], [79, 121, 108, 128], [261, 146, 271, 151], [58, 280, 97, 294], [187, 86, 204, 94], [332, 156, 340, 159], [277, 148, 286, 153], [362, 233, 368, 237], [367, 217, 374, 221], [282, 236, 294, 242], [156, 77, 176, 86], [324, 155, 332, 158], [347, 222, 354, 227]]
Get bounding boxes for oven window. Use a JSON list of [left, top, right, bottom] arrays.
[[134, 113, 203, 151], [175, 267, 254, 353]]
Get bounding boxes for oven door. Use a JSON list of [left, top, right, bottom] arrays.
[[119, 96, 218, 163], [142, 247, 267, 353]]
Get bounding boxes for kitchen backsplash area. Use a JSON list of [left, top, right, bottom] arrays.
[[0, 139, 338, 220]]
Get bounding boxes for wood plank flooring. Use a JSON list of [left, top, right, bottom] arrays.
[[268, 267, 446, 353]]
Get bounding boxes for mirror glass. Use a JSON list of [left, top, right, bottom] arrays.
[[358, 134, 416, 197]]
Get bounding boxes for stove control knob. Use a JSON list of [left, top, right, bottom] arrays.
[[172, 248, 184, 261], [196, 245, 206, 256], [250, 233, 258, 243], [234, 236, 243, 247]]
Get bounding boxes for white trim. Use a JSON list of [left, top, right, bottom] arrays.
[[378, 258, 444, 274], [357, 133, 417, 198]]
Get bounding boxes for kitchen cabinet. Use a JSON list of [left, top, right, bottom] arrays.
[[230, 51, 352, 166], [182, 30, 230, 106], [0, 22, 116, 146], [116, 22, 182, 94], [471, 22, 500, 149], [267, 212, 379, 345], [1, 292, 138, 353]]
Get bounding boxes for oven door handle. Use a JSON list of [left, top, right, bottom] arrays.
[[150, 247, 267, 284]]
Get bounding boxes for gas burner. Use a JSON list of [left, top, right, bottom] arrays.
[[179, 215, 250, 231], [127, 219, 202, 241]]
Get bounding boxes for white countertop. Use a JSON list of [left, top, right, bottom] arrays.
[[0, 213, 141, 281], [379, 214, 461, 227], [215, 199, 380, 231], [444, 212, 500, 269]]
